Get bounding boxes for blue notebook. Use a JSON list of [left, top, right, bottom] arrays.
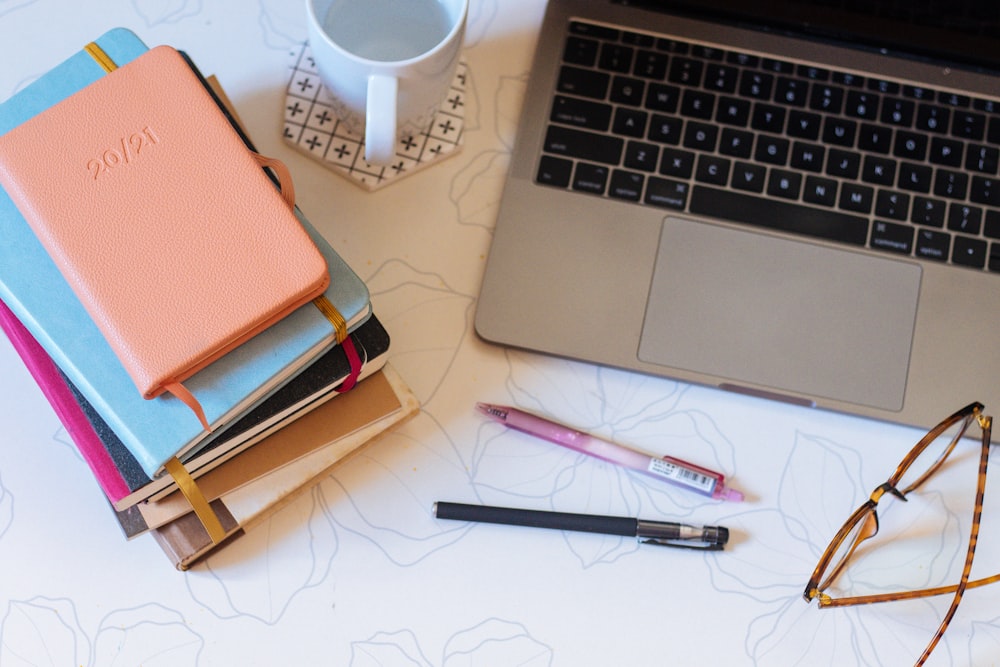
[[0, 28, 371, 478]]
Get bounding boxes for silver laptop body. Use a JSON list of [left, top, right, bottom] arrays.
[[477, 0, 1000, 437]]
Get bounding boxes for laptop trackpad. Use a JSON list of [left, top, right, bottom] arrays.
[[638, 217, 922, 411]]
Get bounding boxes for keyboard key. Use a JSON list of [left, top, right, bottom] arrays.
[[716, 97, 751, 126], [728, 51, 759, 68], [966, 144, 999, 174], [826, 149, 861, 179], [915, 229, 951, 261], [787, 110, 822, 139], [767, 169, 802, 199], [645, 83, 681, 113], [683, 121, 718, 151], [798, 65, 830, 81], [880, 98, 914, 126], [934, 169, 969, 199], [990, 243, 1000, 272], [751, 104, 786, 133], [893, 131, 928, 161], [762, 58, 794, 74], [623, 31, 655, 48], [704, 64, 739, 93], [939, 91, 971, 108], [775, 77, 809, 107], [833, 71, 864, 87], [755, 135, 790, 165], [986, 210, 1000, 238], [857, 124, 893, 154], [952, 235, 988, 268], [669, 57, 704, 86], [572, 162, 610, 194], [948, 203, 983, 234], [648, 114, 683, 144], [810, 84, 845, 113], [563, 36, 599, 67], [871, 220, 914, 254], [609, 169, 645, 201], [862, 156, 896, 185], [624, 140, 660, 171], [599, 43, 634, 73], [613, 107, 648, 137], [875, 190, 910, 220], [550, 95, 612, 131], [645, 177, 689, 209], [917, 103, 950, 133], [731, 162, 767, 192], [971, 176, 1000, 206], [659, 148, 695, 178], [536, 155, 572, 188], [693, 45, 725, 61], [823, 117, 857, 146], [740, 71, 774, 100], [719, 128, 754, 158], [912, 196, 946, 227], [680, 89, 716, 119], [544, 125, 623, 164], [790, 141, 825, 172], [898, 162, 933, 193], [557, 66, 610, 100], [929, 136, 964, 166], [690, 186, 869, 245], [839, 183, 874, 213], [570, 21, 619, 41], [803, 176, 839, 207], [696, 155, 731, 185], [952, 111, 986, 141], [845, 90, 880, 120], [633, 50, 669, 79], [610, 76, 646, 106]]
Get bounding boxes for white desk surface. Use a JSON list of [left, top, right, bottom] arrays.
[[1, 2, 998, 665]]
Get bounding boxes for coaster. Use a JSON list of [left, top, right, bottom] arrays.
[[283, 42, 466, 191]]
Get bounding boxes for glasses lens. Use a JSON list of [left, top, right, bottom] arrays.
[[818, 505, 878, 593], [894, 413, 975, 495]]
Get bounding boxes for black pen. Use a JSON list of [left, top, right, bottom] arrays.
[[434, 502, 729, 550]]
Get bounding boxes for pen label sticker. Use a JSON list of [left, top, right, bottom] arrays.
[[648, 458, 716, 494]]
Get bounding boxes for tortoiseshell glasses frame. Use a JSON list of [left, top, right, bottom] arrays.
[[803, 402, 994, 666]]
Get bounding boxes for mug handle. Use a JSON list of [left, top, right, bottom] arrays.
[[365, 74, 397, 165]]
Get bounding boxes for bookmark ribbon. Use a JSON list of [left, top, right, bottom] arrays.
[[164, 456, 228, 545]]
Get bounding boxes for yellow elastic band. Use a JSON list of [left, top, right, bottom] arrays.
[[313, 295, 348, 343], [164, 457, 227, 545], [84, 42, 118, 73]]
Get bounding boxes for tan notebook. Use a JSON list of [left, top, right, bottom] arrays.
[[0, 45, 329, 425]]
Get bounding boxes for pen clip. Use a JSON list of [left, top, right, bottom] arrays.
[[640, 537, 727, 550]]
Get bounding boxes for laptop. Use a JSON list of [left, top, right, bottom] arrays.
[[476, 0, 1000, 437]]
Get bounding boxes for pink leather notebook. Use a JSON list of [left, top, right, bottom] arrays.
[[0, 46, 329, 417]]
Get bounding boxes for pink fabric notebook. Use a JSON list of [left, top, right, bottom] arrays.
[[0, 299, 130, 503], [0, 45, 329, 422]]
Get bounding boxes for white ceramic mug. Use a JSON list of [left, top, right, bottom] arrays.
[[305, 0, 467, 165]]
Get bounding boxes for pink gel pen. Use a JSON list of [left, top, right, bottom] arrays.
[[476, 403, 744, 501]]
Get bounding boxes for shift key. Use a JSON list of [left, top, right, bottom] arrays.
[[544, 125, 624, 165]]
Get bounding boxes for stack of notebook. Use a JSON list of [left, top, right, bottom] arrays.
[[0, 28, 417, 569]]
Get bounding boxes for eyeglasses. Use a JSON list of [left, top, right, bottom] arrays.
[[803, 402, 995, 666]]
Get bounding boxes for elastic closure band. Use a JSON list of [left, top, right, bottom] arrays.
[[84, 42, 118, 72], [313, 295, 349, 343], [164, 457, 227, 545]]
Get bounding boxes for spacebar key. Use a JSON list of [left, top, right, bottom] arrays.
[[689, 186, 870, 246]]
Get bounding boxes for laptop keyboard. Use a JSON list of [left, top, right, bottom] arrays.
[[538, 19, 1000, 272]]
